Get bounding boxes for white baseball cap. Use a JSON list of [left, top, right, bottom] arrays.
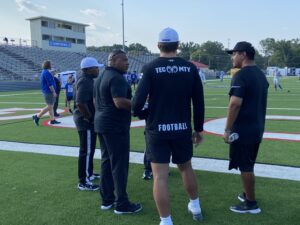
[[158, 27, 179, 43], [80, 57, 104, 69]]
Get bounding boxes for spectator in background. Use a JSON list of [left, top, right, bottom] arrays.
[[3, 37, 8, 44], [65, 75, 74, 114], [32, 60, 60, 126], [73, 57, 103, 191], [198, 69, 206, 85], [273, 68, 283, 91], [53, 73, 61, 117], [131, 71, 138, 90]]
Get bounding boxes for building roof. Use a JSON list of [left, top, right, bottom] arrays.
[[26, 16, 89, 27], [190, 60, 209, 69]]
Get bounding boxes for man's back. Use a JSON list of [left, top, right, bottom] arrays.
[[133, 57, 204, 138]]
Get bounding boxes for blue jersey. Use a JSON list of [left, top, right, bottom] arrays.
[[40, 69, 56, 94], [65, 83, 74, 97]]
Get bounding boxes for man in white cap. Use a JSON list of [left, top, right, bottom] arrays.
[[132, 28, 205, 225], [73, 57, 103, 191]]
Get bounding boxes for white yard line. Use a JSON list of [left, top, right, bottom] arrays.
[[0, 92, 40, 97], [0, 141, 299, 182]]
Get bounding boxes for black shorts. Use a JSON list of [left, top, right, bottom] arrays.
[[146, 135, 193, 164], [66, 96, 73, 101], [229, 143, 260, 172]]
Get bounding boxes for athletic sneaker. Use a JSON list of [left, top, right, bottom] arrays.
[[54, 113, 60, 117], [89, 173, 101, 181], [101, 202, 114, 210], [188, 202, 203, 221], [77, 182, 99, 191], [32, 115, 39, 126], [114, 202, 142, 215], [142, 170, 153, 180], [230, 201, 261, 214], [50, 120, 61, 125], [238, 192, 246, 202]]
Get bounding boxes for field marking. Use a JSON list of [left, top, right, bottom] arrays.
[[0, 92, 40, 97], [204, 115, 300, 142], [0, 141, 299, 181], [206, 106, 300, 111], [0, 108, 65, 120]]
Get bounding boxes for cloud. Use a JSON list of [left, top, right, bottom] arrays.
[[86, 22, 111, 32], [80, 9, 105, 17], [15, 0, 46, 13]]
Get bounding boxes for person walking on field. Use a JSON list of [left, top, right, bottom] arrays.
[[224, 41, 269, 214], [132, 28, 205, 225], [32, 60, 60, 125]]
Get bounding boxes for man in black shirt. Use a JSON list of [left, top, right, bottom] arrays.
[[73, 57, 103, 191], [94, 50, 142, 214], [53, 74, 61, 117], [132, 28, 205, 225], [224, 42, 269, 214]]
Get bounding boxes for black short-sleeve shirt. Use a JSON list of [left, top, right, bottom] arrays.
[[229, 65, 269, 144], [73, 74, 95, 131], [94, 67, 132, 133], [132, 57, 205, 139]]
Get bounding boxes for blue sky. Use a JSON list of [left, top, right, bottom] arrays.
[[1, 0, 299, 52]]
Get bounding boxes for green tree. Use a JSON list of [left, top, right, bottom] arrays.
[[178, 42, 200, 60]]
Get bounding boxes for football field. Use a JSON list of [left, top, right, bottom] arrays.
[[0, 76, 299, 225]]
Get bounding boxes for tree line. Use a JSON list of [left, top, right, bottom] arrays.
[[88, 38, 300, 71]]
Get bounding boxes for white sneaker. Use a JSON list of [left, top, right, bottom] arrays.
[[188, 202, 203, 221], [159, 221, 173, 225]]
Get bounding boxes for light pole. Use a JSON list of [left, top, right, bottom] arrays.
[[121, 0, 125, 51]]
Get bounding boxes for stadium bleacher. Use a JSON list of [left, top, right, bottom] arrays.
[[0, 44, 157, 81]]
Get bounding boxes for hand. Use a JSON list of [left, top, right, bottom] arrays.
[[53, 92, 57, 98], [192, 131, 203, 147], [223, 130, 230, 144]]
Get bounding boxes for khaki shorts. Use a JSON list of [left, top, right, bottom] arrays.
[[44, 93, 56, 105]]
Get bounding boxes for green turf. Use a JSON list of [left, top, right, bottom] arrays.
[[0, 150, 299, 225], [0, 77, 299, 166]]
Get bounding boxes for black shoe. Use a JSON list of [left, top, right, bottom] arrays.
[[238, 192, 246, 202], [54, 113, 60, 117], [69, 109, 73, 114], [77, 182, 100, 191], [50, 120, 61, 125], [230, 201, 261, 214], [32, 115, 39, 126], [142, 170, 153, 180], [89, 173, 101, 181], [114, 202, 142, 215]]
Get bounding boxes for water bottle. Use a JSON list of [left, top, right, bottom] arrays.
[[228, 132, 239, 143]]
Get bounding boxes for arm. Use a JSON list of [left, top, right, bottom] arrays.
[[113, 97, 131, 111], [132, 66, 150, 117], [77, 103, 92, 121], [223, 96, 243, 143], [49, 85, 57, 98], [192, 69, 205, 146]]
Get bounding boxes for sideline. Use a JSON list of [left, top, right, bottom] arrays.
[[0, 141, 299, 182]]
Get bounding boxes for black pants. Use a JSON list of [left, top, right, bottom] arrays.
[[53, 91, 60, 114], [98, 131, 129, 207], [143, 147, 152, 171], [78, 129, 97, 183]]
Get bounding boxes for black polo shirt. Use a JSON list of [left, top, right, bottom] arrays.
[[132, 57, 205, 139], [229, 65, 269, 144], [94, 67, 132, 133], [73, 74, 95, 131]]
